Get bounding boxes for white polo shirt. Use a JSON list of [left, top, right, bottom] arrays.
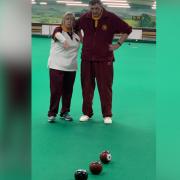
[[48, 30, 80, 71]]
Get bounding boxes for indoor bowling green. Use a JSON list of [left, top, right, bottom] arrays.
[[32, 37, 155, 180]]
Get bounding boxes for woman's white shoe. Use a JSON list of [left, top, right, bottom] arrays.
[[48, 116, 55, 123]]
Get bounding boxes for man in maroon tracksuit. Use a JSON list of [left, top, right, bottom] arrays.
[[75, 0, 132, 124]]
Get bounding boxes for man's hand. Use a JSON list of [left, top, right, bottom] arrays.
[[109, 44, 120, 51], [63, 41, 70, 49]]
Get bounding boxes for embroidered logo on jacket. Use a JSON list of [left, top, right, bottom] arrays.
[[102, 24, 108, 31]]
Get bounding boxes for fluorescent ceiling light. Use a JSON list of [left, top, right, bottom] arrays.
[[103, 3, 129, 6], [107, 5, 130, 8], [102, 0, 128, 2], [56, 0, 65, 2], [66, 1, 82, 4], [66, 3, 88, 6], [56, 1, 82, 3], [40, 2, 47, 5]]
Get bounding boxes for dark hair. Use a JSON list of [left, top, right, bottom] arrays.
[[89, 0, 102, 5]]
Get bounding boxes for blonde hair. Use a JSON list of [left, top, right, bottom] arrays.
[[61, 12, 75, 26]]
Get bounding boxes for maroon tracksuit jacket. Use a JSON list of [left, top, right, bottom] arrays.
[[75, 9, 132, 117]]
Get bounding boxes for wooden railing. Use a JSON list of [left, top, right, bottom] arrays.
[[142, 29, 156, 40], [32, 25, 42, 34], [32, 23, 156, 41]]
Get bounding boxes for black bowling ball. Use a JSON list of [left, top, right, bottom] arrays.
[[74, 169, 88, 180]]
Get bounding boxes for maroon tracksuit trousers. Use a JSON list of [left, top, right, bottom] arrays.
[[81, 61, 113, 118], [48, 69, 76, 117]]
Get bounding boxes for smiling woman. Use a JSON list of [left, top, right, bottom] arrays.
[[47, 12, 80, 122]]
